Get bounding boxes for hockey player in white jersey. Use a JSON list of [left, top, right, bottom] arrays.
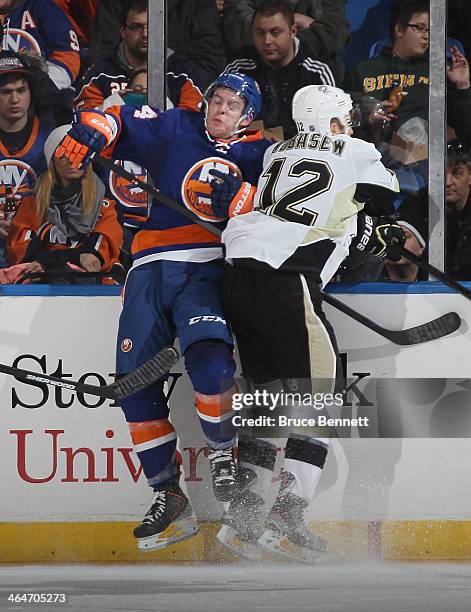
[[208, 85, 404, 562]]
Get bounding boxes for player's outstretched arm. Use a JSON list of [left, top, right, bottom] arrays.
[[209, 169, 256, 219], [55, 110, 119, 169], [351, 212, 406, 261]]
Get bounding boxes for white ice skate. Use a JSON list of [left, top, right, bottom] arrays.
[[216, 486, 265, 561], [258, 492, 327, 564], [134, 479, 199, 551]]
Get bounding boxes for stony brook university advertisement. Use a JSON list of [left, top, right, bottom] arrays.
[[0, 292, 222, 523], [2, 288, 471, 527]]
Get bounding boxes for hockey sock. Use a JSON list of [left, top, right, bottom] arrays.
[[128, 419, 179, 487], [185, 340, 237, 449], [237, 435, 281, 500], [282, 435, 329, 502], [120, 382, 179, 487]]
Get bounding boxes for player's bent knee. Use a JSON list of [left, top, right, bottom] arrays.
[[118, 379, 169, 422], [185, 340, 236, 395]]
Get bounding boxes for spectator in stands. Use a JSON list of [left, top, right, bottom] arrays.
[[75, 0, 202, 112], [445, 141, 471, 280], [89, 0, 225, 91], [88, 0, 126, 64], [75, 0, 147, 110], [224, 0, 337, 139], [55, 0, 98, 49], [0, 0, 80, 91], [222, 0, 349, 83], [102, 67, 153, 270], [345, 0, 471, 149], [55, 0, 99, 76], [384, 199, 427, 282], [0, 52, 54, 265], [166, 0, 227, 89], [7, 125, 123, 283]]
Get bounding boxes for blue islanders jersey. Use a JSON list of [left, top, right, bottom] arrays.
[[0, 117, 52, 197], [0, 0, 80, 87], [109, 105, 272, 265]]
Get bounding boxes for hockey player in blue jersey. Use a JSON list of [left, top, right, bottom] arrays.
[[54, 72, 272, 550]]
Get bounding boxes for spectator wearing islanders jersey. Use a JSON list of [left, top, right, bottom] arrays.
[[55, 0, 98, 50], [0, 52, 53, 264], [0, 0, 80, 90], [7, 124, 123, 281], [74, 0, 203, 113]]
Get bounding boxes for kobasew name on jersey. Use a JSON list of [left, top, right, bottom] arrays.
[[272, 132, 347, 157]]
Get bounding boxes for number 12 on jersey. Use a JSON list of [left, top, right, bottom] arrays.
[[257, 157, 333, 226]]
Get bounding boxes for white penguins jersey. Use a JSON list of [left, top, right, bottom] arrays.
[[223, 131, 400, 287]]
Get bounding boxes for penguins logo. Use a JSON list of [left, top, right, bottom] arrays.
[[181, 157, 242, 222]]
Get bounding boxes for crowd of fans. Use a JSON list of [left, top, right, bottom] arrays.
[[0, 0, 467, 284]]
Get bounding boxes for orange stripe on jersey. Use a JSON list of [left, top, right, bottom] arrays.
[[242, 129, 265, 142], [50, 50, 80, 80], [38, 223, 53, 241], [132, 225, 220, 254], [0, 117, 39, 158], [177, 80, 203, 112], [74, 81, 104, 109], [195, 387, 235, 419], [128, 419, 176, 446]]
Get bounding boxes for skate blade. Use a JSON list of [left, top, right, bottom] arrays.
[[216, 524, 263, 561], [258, 529, 325, 564], [137, 517, 199, 551]]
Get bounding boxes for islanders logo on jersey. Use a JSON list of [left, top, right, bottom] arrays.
[[109, 159, 148, 209], [181, 157, 242, 222], [0, 159, 36, 196], [2, 29, 41, 55]]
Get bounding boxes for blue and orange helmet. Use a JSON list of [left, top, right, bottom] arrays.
[[203, 72, 262, 127]]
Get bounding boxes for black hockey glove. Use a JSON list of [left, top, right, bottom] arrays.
[[209, 169, 255, 218], [353, 212, 406, 261], [374, 220, 406, 261]]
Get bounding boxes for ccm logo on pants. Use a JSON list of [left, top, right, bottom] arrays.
[[189, 315, 227, 325]]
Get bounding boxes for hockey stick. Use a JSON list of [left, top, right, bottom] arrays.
[[321, 292, 460, 345], [0, 346, 179, 400], [98, 156, 461, 345], [399, 246, 471, 301]]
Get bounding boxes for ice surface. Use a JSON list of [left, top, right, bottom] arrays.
[[1, 562, 471, 612]]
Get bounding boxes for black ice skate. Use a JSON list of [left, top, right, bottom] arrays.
[[208, 447, 237, 502], [216, 467, 265, 560], [133, 479, 198, 551], [258, 492, 327, 563]]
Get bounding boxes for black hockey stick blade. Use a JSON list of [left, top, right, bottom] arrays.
[[321, 292, 461, 345], [399, 246, 471, 301], [95, 155, 221, 237], [0, 346, 179, 400]]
